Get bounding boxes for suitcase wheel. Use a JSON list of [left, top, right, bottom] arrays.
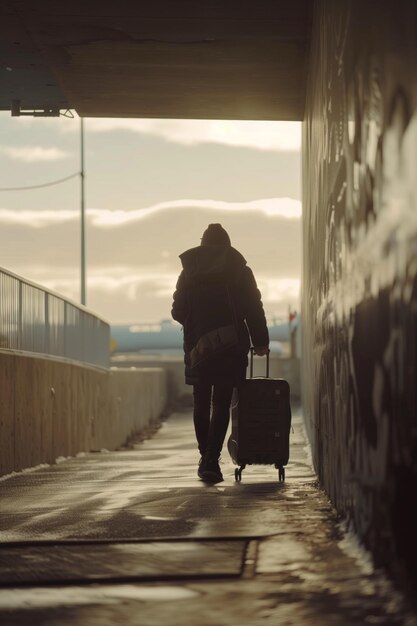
[[278, 466, 285, 482]]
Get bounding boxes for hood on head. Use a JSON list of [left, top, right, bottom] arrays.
[[179, 245, 246, 280]]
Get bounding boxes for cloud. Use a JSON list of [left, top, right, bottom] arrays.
[[16, 264, 300, 323], [48, 271, 299, 305], [257, 277, 300, 303], [22, 265, 178, 305], [85, 118, 301, 152], [2, 113, 300, 152], [0, 197, 301, 228], [0, 145, 70, 162], [0, 112, 301, 152], [0, 209, 78, 227], [90, 198, 301, 225]]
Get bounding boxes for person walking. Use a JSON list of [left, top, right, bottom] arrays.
[[171, 224, 269, 483]]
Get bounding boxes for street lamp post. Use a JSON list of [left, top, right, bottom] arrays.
[[80, 117, 86, 306]]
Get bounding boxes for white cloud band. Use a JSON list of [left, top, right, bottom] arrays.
[[0, 145, 69, 162], [4, 114, 301, 152], [0, 197, 301, 228], [85, 119, 301, 152]]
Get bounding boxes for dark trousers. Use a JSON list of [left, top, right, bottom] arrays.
[[193, 382, 234, 458]]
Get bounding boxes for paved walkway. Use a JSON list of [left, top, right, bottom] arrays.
[[0, 408, 415, 626]]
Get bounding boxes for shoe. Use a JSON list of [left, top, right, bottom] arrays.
[[198, 456, 223, 483]]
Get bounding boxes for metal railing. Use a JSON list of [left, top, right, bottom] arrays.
[[0, 267, 110, 368]]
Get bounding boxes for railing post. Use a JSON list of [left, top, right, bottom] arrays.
[[18, 280, 23, 351], [44, 292, 49, 354], [63, 301, 67, 358]]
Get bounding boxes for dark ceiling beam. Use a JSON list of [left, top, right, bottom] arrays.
[[0, 1, 312, 120]]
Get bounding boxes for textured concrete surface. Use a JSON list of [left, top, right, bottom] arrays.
[[302, 0, 417, 589], [0, 408, 415, 625], [0, 349, 168, 475]]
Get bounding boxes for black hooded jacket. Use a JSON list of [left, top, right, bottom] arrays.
[[171, 245, 269, 385]]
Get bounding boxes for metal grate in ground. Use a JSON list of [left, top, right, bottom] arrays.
[[0, 540, 246, 586]]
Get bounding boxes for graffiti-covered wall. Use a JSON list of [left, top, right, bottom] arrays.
[[302, 0, 417, 587]]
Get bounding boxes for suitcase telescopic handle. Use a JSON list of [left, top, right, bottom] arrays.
[[250, 347, 270, 378]]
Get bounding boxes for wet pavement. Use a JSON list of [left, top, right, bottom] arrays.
[[0, 408, 416, 625]]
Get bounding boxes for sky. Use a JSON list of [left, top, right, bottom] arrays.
[[0, 113, 301, 324]]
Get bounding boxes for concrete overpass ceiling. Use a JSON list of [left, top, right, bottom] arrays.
[[0, 1, 311, 120]]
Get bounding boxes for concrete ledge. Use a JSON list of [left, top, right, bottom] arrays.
[[0, 351, 168, 476]]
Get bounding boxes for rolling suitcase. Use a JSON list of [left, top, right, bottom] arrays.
[[227, 348, 291, 482]]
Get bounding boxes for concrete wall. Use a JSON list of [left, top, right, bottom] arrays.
[[112, 353, 301, 402], [302, 0, 417, 588], [0, 350, 168, 476], [112, 355, 191, 406]]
